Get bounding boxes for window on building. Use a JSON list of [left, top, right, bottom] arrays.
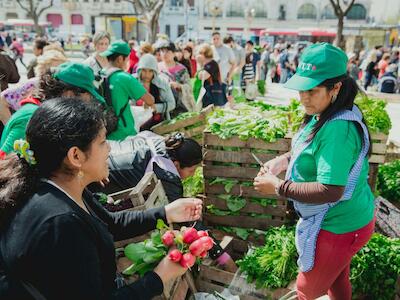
[[321, 5, 336, 19], [178, 24, 185, 37], [170, 0, 183, 7], [6, 12, 18, 19], [297, 3, 317, 19], [226, 1, 244, 17], [252, 1, 267, 18], [47, 14, 63, 28], [71, 14, 83, 25], [166, 24, 170, 37], [279, 5, 286, 20], [347, 4, 367, 20]]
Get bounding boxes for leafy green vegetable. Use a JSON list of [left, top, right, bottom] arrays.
[[355, 94, 392, 134], [182, 167, 204, 197], [237, 226, 298, 289], [206, 205, 238, 216], [377, 159, 400, 203], [350, 233, 400, 300], [218, 194, 246, 212], [209, 177, 238, 193], [207, 104, 289, 143], [124, 230, 168, 276], [250, 197, 277, 207], [164, 111, 200, 125]]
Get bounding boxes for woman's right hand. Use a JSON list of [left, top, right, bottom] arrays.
[[153, 255, 187, 285], [258, 154, 290, 177]]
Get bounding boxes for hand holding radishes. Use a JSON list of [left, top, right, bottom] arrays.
[[123, 220, 213, 280], [164, 198, 203, 224]]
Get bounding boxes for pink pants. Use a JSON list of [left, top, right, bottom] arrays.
[[297, 217, 376, 300]]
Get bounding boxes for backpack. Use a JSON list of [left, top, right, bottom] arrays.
[[100, 69, 130, 133]]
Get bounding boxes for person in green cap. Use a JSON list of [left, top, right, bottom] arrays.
[[0, 62, 105, 158], [253, 43, 375, 299], [100, 40, 155, 141]]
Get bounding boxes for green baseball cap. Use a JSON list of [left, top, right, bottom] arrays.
[[100, 40, 131, 57], [284, 43, 348, 91], [54, 62, 105, 104]]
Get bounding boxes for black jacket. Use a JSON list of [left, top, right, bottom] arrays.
[[0, 181, 166, 299]]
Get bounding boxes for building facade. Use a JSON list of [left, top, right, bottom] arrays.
[[0, 0, 138, 39], [158, 0, 199, 42]]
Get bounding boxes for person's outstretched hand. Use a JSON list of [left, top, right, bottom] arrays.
[[165, 198, 202, 224]]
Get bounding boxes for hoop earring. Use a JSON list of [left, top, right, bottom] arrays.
[[331, 94, 337, 104]]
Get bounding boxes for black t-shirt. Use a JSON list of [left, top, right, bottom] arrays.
[[204, 60, 220, 83]]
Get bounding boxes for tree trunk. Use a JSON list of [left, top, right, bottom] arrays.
[[32, 14, 43, 36], [147, 13, 159, 43], [336, 16, 345, 50]]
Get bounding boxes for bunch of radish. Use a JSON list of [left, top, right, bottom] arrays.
[[162, 227, 214, 268]]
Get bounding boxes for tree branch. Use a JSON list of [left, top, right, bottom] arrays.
[[38, 0, 54, 17], [343, 0, 356, 16], [15, 0, 30, 13], [123, 0, 145, 13]]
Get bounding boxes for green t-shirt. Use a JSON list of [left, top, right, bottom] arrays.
[[0, 103, 39, 154], [107, 71, 146, 141], [291, 116, 375, 234]]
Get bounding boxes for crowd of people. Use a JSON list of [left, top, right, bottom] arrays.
[[0, 28, 396, 299]]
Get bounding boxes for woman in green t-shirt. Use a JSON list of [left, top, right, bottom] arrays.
[[253, 43, 375, 300]]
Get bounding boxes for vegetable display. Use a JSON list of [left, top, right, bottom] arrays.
[[235, 228, 399, 298], [123, 220, 213, 276], [236, 226, 298, 289], [377, 159, 400, 203], [164, 111, 200, 125], [206, 103, 289, 143], [350, 233, 400, 300], [354, 94, 392, 134]]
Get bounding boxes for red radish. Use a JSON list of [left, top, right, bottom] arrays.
[[180, 253, 196, 268], [162, 231, 174, 247], [198, 236, 214, 251], [182, 227, 199, 244], [168, 249, 183, 262], [199, 251, 208, 258], [197, 230, 209, 237], [189, 239, 206, 256]]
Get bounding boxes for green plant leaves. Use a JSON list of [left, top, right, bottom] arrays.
[[377, 159, 400, 203], [217, 194, 246, 212]]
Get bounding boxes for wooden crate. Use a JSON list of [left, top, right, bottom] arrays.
[[195, 237, 295, 300], [368, 132, 388, 191], [116, 254, 194, 300], [151, 105, 214, 143], [108, 172, 169, 213], [202, 132, 292, 234]]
